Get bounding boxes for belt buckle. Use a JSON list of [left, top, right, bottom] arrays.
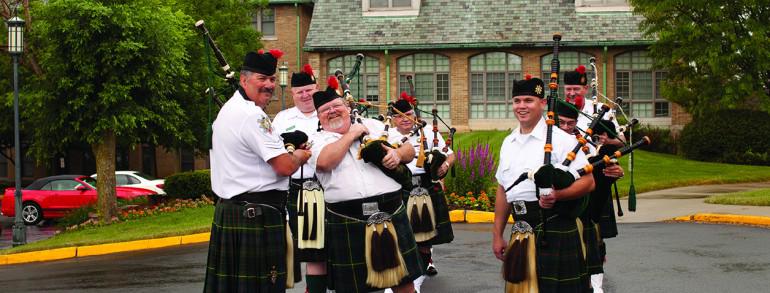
[[362, 202, 379, 216], [411, 176, 421, 187], [512, 200, 527, 215], [243, 205, 263, 218]]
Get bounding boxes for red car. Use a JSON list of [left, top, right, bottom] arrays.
[[1, 175, 156, 225]]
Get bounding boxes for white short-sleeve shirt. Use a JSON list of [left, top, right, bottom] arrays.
[[210, 91, 289, 199], [388, 123, 454, 175], [272, 107, 319, 179], [309, 118, 405, 203], [495, 117, 590, 203], [577, 99, 621, 135]]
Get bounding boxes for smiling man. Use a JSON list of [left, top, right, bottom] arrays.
[[308, 79, 423, 293], [492, 75, 594, 293]]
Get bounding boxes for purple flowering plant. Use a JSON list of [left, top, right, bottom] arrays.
[[445, 142, 497, 197]]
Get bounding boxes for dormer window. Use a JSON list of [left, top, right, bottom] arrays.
[[363, 0, 420, 17], [575, 0, 631, 12]]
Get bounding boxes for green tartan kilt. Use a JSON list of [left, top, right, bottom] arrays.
[[580, 217, 604, 275], [598, 199, 618, 239], [204, 199, 289, 293], [409, 179, 454, 246], [325, 196, 425, 292], [287, 179, 327, 263], [512, 202, 590, 293]]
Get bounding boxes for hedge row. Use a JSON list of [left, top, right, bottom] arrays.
[[164, 169, 215, 200]]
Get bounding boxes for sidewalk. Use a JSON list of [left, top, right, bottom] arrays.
[[616, 182, 770, 223]]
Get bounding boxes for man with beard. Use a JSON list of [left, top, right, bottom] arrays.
[[308, 78, 423, 293], [493, 75, 594, 293], [205, 49, 312, 293], [272, 64, 328, 293]]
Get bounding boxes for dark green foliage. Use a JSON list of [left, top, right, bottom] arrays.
[[164, 169, 214, 200], [631, 0, 770, 116], [625, 125, 677, 154], [678, 109, 770, 165]]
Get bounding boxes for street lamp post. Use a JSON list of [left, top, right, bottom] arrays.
[[7, 15, 26, 246], [278, 61, 288, 110]]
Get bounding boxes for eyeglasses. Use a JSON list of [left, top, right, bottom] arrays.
[[319, 102, 346, 114]]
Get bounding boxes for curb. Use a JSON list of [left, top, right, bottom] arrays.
[[449, 209, 512, 224], [672, 213, 770, 228], [0, 232, 211, 266]]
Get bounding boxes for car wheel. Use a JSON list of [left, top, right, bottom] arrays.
[[22, 202, 43, 225]]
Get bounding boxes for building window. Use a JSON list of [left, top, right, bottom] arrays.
[[615, 50, 669, 118], [541, 51, 596, 99], [362, 0, 420, 16], [181, 149, 195, 172], [469, 52, 522, 119], [575, 0, 631, 12], [397, 53, 451, 120], [0, 152, 7, 177], [328, 54, 380, 115], [253, 8, 275, 38]]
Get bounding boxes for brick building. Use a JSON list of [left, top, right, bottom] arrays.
[[1, 0, 687, 182]]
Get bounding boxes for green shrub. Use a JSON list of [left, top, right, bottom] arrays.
[[625, 125, 677, 154], [164, 169, 214, 200], [679, 109, 770, 165]]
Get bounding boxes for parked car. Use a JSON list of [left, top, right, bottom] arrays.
[[1, 175, 156, 225], [91, 171, 166, 195]]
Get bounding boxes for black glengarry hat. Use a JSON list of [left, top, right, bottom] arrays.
[[592, 119, 618, 139], [512, 74, 545, 99], [291, 64, 316, 87], [564, 65, 587, 86], [242, 49, 283, 76], [313, 76, 342, 109], [392, 91, 416, 114], [556, 100, 579, 119]]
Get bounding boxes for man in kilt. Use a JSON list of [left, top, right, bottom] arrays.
[[563, 67, 626, 292], [492, 75, 595, 292], [308, 81, 424, 293], [205, 49, 312, 293], [272, 64, 328, 293], [384, 96, 455, 292]]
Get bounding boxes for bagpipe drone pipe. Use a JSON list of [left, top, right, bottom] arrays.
[[194, 20, 238, 108]]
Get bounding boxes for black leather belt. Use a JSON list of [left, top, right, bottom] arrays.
[[327, 191, 402, 220]]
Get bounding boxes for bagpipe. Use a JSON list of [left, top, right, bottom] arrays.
[[194, 20, 237, 108]]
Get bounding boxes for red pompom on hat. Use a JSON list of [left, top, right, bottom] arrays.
[[326, 75, 339, 90], [575, 65, 586, 74], [303, 64, 314, 76], [268, 49, 284, 60], [257, 49, 264, 54], [525, 74, 532, 80]]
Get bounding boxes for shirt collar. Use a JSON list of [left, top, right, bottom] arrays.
[[290, 106, 317, 119], [509, 117, 547, 143]]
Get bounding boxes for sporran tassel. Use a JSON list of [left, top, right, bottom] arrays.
[[504, 222, 539, 293], [365, 219, 407, 288], [302, 201, 310, 240], [299, 182, 325, 249]]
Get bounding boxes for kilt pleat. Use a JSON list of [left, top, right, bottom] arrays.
[[598, 199, 618, 239], [287, 181, 328, 263], [204, 200, 288, 293], [580, 217, 604, 275], [325, 202, 424, 292], [512, 202, 590, 293]]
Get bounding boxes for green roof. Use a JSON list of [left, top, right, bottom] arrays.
[[305, 0, 652, 51]]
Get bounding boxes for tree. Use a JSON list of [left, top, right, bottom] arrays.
[[27, 0, 195, 221], [631, 0, 770, 117]]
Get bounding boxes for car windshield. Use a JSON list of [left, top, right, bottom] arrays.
[[81, 177, 97, 189], [133, 172, 158, 181]]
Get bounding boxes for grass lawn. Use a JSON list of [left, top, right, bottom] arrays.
[[452, 131, 770, 198], [705, 188, 770, 206], [1, 205, 214, 255]]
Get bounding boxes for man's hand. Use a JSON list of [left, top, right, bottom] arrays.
[[539, 190, 556, 209], [603, 164, 624, 178], [348, 124, 368, 139], [293, 149, 312, 164], [381, 144, 400, 170], [493, 236, 508, 261]]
